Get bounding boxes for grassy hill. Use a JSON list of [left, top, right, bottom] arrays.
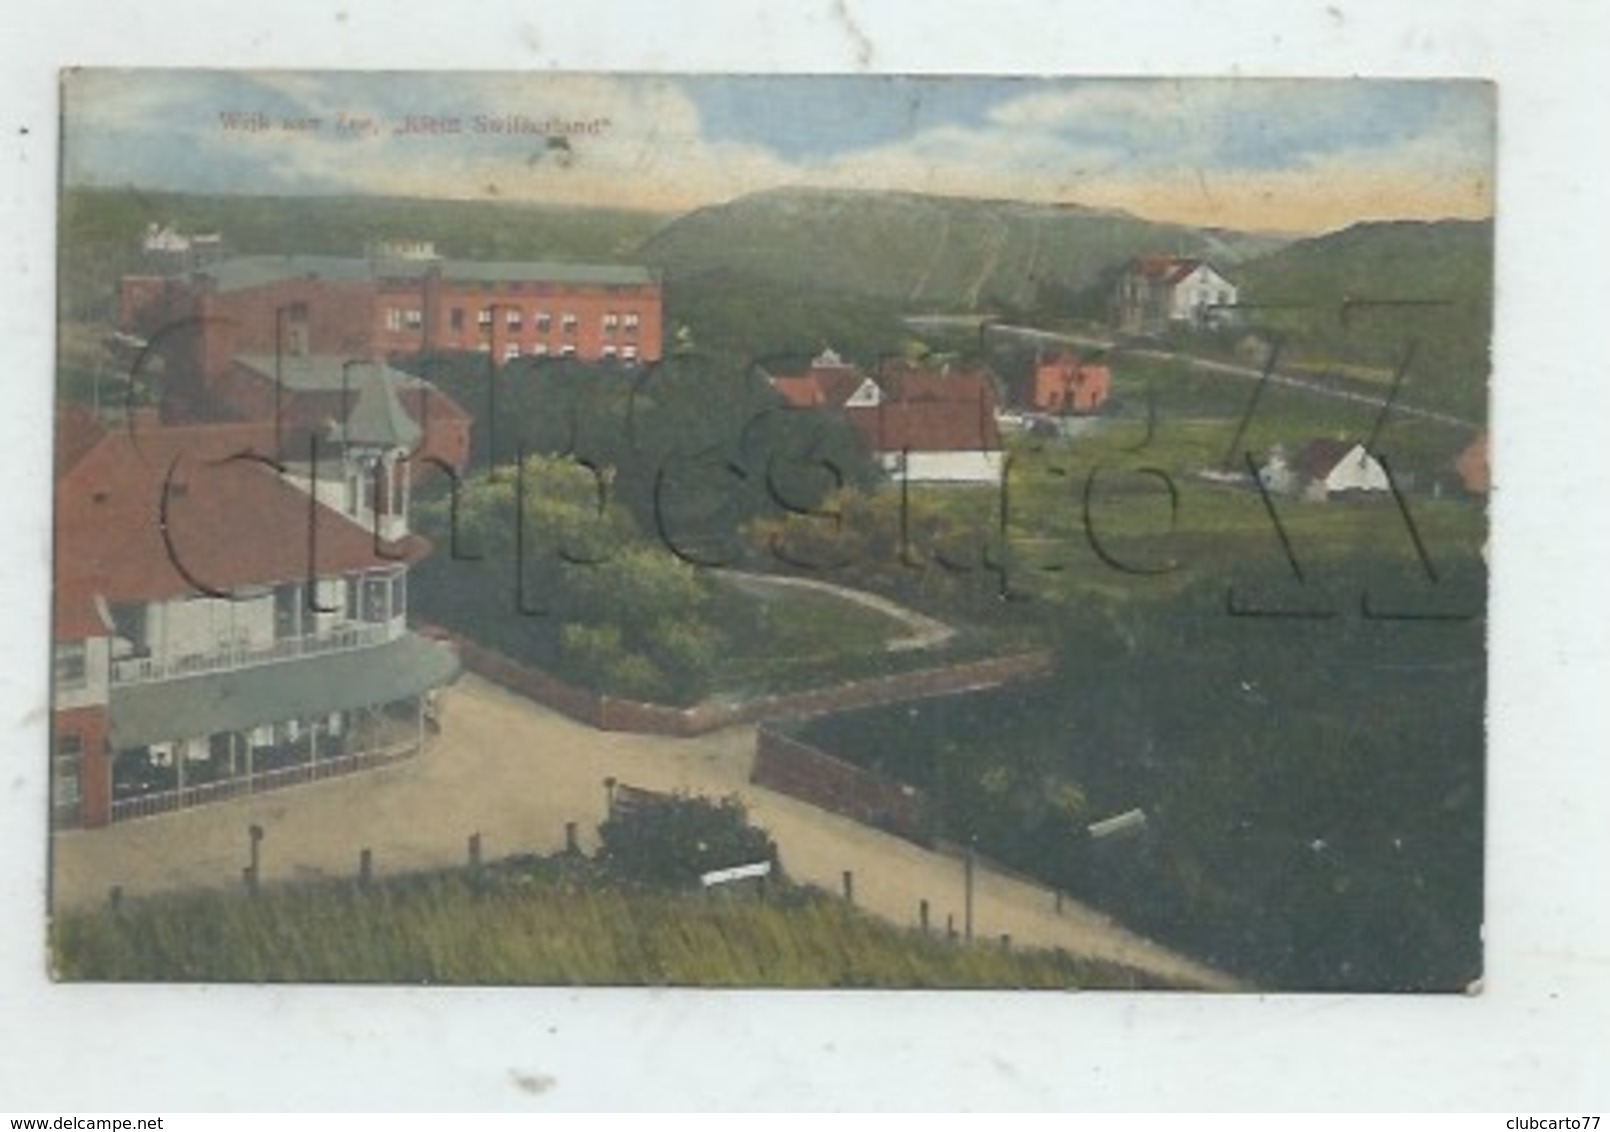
[[1233, 219, 1494, 421], [51, 855, 1168, 988], [637, 186, 1286, 313]]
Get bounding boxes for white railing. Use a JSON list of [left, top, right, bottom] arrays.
[[107, 737, 420, 825], [110, 621, 397, 685]]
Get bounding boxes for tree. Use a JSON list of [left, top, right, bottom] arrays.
[[596, 793, 773, 890]]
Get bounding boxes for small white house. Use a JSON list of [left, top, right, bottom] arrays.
[[1279, 439, 1392, 501], [1116, 256, 1239, 335]]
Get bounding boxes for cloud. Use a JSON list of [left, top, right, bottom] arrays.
[[60, 72, 1495, 232]]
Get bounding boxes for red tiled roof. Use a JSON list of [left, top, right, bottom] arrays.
[[1455, 431, 1490, 494], [767, 356, 1002, 454], [848, 398, 1002, 455], [766, 365, 873, 409], [1297, 438, 1365, 479], [1131, 255, 1206, 285], [54, 415, 427, 640], [769, 374, 829, 408]]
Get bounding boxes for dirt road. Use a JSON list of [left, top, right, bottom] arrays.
[[51, 674, 1238, 990]]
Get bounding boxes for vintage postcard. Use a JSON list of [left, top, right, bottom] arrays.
[[49, 70, 1493, 993]]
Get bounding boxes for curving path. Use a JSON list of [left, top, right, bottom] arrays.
[[710, 568, 957, 653]]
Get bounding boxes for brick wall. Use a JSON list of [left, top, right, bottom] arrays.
[[426, 620, 1052, 739], [440, 632, 604, 728], [752, 726, 930, 843]]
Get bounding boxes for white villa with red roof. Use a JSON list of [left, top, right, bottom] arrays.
[[50, 364, 461, 830], [1115, 255, 1239, 335]]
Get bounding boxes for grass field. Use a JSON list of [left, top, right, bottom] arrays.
[[51, 855, 1165, 988]]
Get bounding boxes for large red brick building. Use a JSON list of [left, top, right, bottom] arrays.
[[117, 253, 665, 383]]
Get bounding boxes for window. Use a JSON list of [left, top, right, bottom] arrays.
[[622, 311, 641, 332], [602, 311, 620, 334], [601, 344, 617, 359], [54, 642, 87, 689], [478, 307, 493, 327], [361, 574, 389, 623], [560, 312, 578, 334], [535, 311, 552, 333], [404, 308, 423, 329], [621, 345, 639, 362], [385, 307, 405, 332], [503, 343, 521, 361], [450, 307, 465, 332], [55, 733, 83, 810], [111, 603, 147, 649], [559, 344, 577, 358], [506, 309, 523, 331], [531, 343, 550, 356], [286, 302, 310, 357]]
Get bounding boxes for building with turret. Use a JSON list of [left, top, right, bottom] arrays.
[[50, 368, 461, 829]]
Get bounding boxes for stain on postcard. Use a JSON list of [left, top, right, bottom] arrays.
[[50, 72, 1492, 991]]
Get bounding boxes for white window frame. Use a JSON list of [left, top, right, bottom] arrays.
[[54, 641, 88, 690]]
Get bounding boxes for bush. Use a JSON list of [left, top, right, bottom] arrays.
[[597, 793, 773, 890]]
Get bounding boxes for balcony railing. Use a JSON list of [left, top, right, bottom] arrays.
[[110, 621, 396, 686], [107, 736, 420, 825]]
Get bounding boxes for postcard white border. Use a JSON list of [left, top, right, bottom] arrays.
[[4, 0, 1609, 1112]]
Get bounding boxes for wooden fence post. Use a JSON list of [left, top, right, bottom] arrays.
[[358, 848, 373, 887], [468, 832, 482, 869], [247, 823, 264, 883], [565, 821, 579, 855], [964, 840, 976, 943], [842, 869, 854, 904], [919, 898, 930, 933]]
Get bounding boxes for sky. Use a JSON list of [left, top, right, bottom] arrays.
[[61, 70, 1496, 234]]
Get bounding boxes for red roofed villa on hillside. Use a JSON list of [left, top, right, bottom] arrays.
[[50, 365, 461, 830], [1114, 255, 1239, 336]]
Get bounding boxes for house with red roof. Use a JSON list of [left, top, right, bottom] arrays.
[[762, 350, 1005, 485], [50, 366, 460, 830], [1259, 438, 1392, 501], [1455, 431, 1490, 496], [1114, 255, 1239, 335]]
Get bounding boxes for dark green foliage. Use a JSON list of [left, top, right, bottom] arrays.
[[400, 351, 880, 540], [794, 557, 1487, 992], [596, 793, 774, 890]]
